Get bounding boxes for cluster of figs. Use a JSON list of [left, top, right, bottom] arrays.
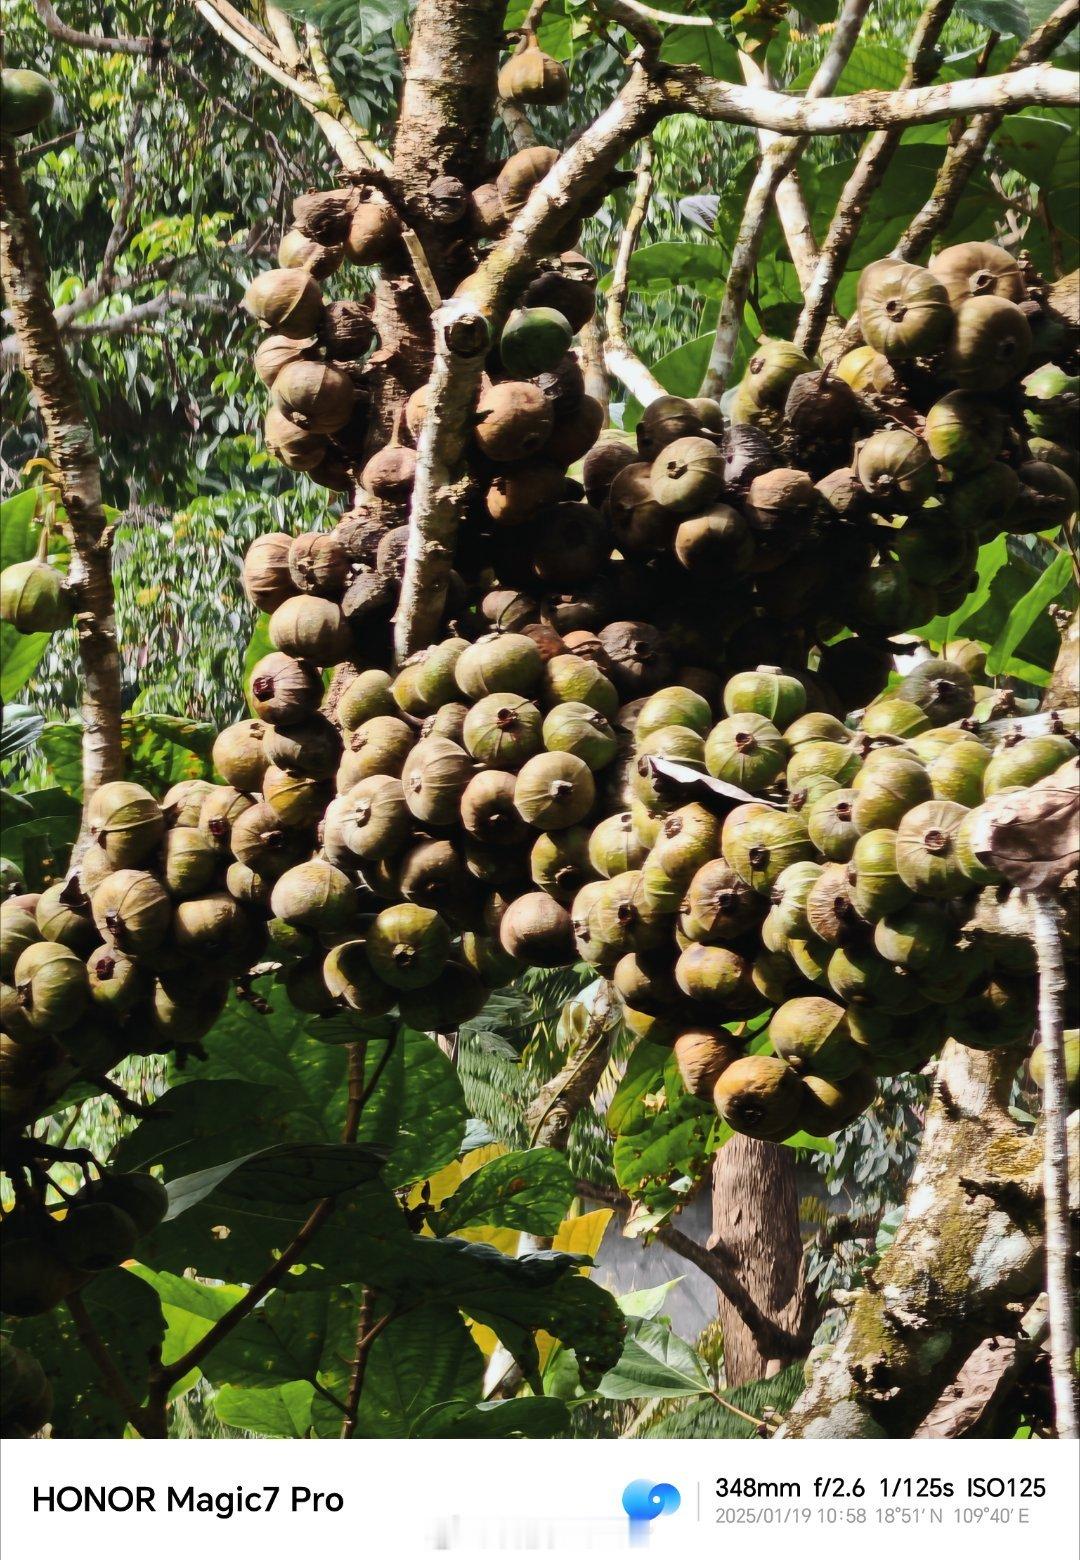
[[2, 206, 1077, 1330]]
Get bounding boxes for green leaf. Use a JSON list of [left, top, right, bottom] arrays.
[[432, 1147, 574, 1237], [378, 1029, 468, 1189], [595, 1316, 711, 1400], [606, 242, 728, 300], [0, 784, 80, 889], [0, 628, 51, 702], [412, 1397, 571, 1438], [642, 1362, 805, 1438], [336, 1237, 625, 1392], [313, 1302, 485, 1439], [40, 713, 215, 799], [0, 703, 44, 760], [957, 0, 1031, 37], [994, 111, 1071, 184], [173, 989, 351, 1142], [0, 488, 42, 570], [607, 1039, 668, 1136], [984, 549, 1073, 676], [214, 1380, 315, 1437], [115, 1079, 296, 1178], [243, 613, 274, 716], [11, 1268, 165, 1438], [163, 1141, 386, 1221], [912, 534, 1010, 643], [618, 1279, 683, 1320], [659, 26, 740, 78]]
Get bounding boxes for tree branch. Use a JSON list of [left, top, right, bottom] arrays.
[[575, 1178, 812, 1358], [795, 0, 957, 356], [1031, 897, 1079, 1439], [0, 140, 123, 824], [669, 61, 1077, 135], [393, 302, 490, 662], [31, 0, 166, 57], [700, 0, 872, 397], [604, 140, 665, 405], [527, 982, 620, 1152], [827, 0, 1079, 356], [67, 1292, 161, 1439], [264, 3, 302, 67], [895, 0, 1079, 262], [148, 1036, 371, 1417]]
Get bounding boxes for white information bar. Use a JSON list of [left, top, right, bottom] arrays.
[[3, 1436, 1077, 1559]]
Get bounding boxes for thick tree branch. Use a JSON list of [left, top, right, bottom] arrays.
[[604, 140, 665, 406], [264, 4, 302, 67], [393, 302, 490, 661], [1031, 897, 1079, 1439], [575, 1177, 811, 1359], [701, 0, 871, 397], [795, 0, 957, 356], [0, 140, 123, 822], [526, 982, 620, 1152], [669, 61, 1076, 134]]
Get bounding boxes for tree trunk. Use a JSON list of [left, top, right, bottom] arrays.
[[0, 138, 123, 831], [711, 1139, 809, 1385], [780, 1039, 1051, 1436]]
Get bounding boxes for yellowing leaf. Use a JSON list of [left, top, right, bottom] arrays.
[[552, 1208, 612, 1264]]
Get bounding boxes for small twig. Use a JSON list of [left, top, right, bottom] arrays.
[[88, 1075, 160, 1118], [1030, 897, 1079, 1440], [604, 140, 664, 405], [340, 1293, 395, 1437], [706, 1385, 770, 1431], [67, 1293, 159, 1437]]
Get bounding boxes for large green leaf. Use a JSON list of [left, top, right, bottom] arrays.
[[0, 783, 81, 890], [313, 1302, 485, 1438], [40, 713, 214, 799], [213, 1380, 315, 1437], [0, 489, 42, 570], [163, 1141, 386, 1220], [373, 1029, 468, 1189], [115, 1079, 296, 1177], [174, 987, 352, 1142], [608, 242, 728, 300], [432, 1147, 574, 1237], [595, 1316, 712, 1400], [995, 111, 1071, 185], [958, 0, 1031, 36], [984, 549, 1073, 676], [413, 1397, 571, 1438], [114, 1076, 410, 1284], [659, 24, 740, 77], [643, 1362, 806, 1438]]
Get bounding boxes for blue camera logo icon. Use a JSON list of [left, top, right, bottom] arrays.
[[622, 1479, 681, 1533]]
